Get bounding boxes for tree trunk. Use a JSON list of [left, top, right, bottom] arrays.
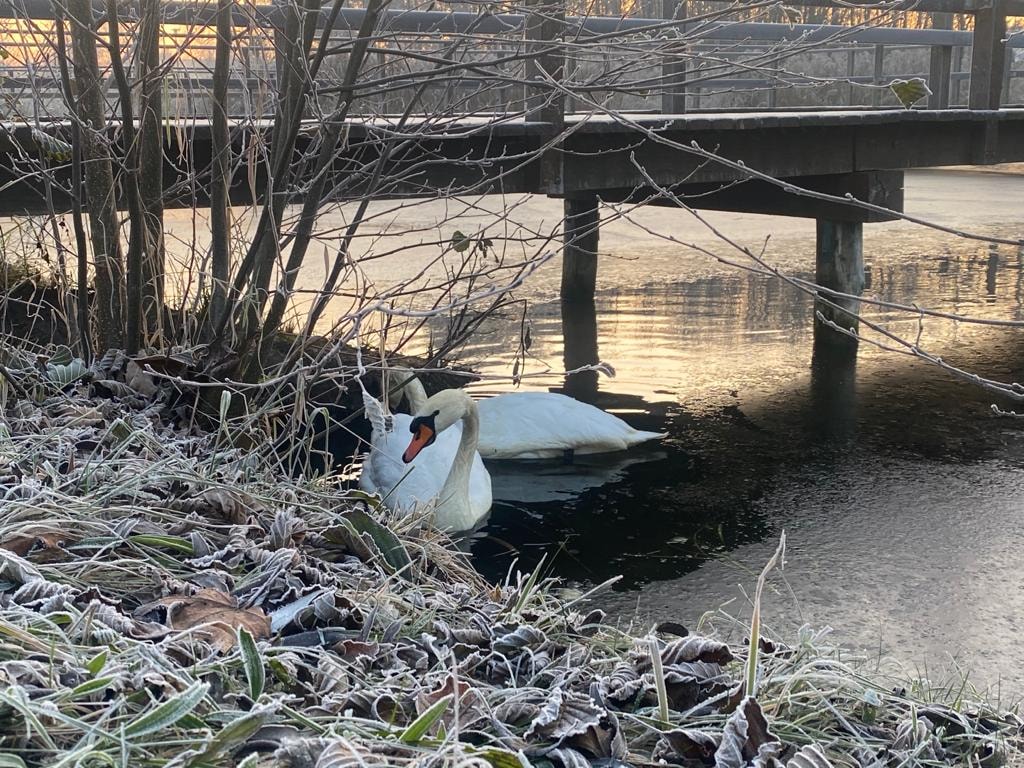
[[138, 0, 166, 340], [209, 0, 233, 326], [67, 0, 124, 351], [106, 0, 145, 353]]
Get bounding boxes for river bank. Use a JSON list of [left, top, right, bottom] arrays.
[[0, 344, 1021, 767]]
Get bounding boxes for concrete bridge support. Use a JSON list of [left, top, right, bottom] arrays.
[[814, 219, 865, 342]]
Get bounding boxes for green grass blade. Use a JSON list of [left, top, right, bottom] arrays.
[[123, 681, 209, 739], [399, 694, 452, 744], [238, 626, 265, 701]]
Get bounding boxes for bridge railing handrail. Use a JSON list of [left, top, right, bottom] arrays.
[[0, 0, 1014, 114]]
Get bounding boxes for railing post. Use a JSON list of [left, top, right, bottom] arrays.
[[525, 0, 565, 123], [526, 0, 565, 192], [969, 0, 1007, 110], [846, 47, 856, 105], [953, 45, 965, 105], [870, 44, 884, 107], [661, 0, 687, 114], [1001, 41, 1012, 105], [927, 13, 952, 109]]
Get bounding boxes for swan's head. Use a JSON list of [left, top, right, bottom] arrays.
[[402, 389, 473, 463]]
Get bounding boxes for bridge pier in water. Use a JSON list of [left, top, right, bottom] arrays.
[[814, 219, 865, 344], [561, 195, 601, 303]]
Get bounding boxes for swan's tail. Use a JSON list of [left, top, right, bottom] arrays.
[[626, 429, 667, 447]]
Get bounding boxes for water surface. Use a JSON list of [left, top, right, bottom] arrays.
[[164, 168, 1024, 694], [427, 169, 1024, 696]]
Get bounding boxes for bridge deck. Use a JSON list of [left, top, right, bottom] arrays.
[[1, 109, 1023, 215]]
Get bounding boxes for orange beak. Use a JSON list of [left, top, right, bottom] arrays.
[[403, 424, 435, 463]]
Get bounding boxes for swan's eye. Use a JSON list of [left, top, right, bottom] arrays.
[[432, 409, 440, 416]]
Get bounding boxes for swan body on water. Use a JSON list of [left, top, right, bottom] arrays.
[[359, 371, 491, 526], [402, 389, 489, 531], [475, 391, 665, 459], [394, 369, 665, 459]]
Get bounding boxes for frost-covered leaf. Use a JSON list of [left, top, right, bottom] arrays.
[[661, 635, 734, 666], [655, 727, 720, 763], [269, 588, 332, 633], [601, 662, 644, 706], [525, 689, 604, 742], [787, 744, 834, 768], [716, 697, 781, 768], [341, 507, 411, 574], [495, 698, 542, 727], [31, 128, 72, 162], [46, 359, 87, 387], [493, 625, 547, 655]]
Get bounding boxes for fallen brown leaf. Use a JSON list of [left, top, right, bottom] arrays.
[[1, 531, 71, 561], [155, 588, 270, 652]]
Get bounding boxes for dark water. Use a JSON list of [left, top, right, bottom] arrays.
[[162, 168, 1024, 692], [430, 169, 1024, 695]]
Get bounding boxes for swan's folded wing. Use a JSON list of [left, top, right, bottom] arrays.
[[477, 391, 660, 458]]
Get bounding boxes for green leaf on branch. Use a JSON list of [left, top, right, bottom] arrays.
[[451, 230, 471, 253], [889, 78, 931, 109]]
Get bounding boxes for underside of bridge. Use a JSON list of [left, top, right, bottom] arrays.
[[559, 169, 903, 344]]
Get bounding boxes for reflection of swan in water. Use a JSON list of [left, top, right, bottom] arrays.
[[359, 370, 491, 527], [487, 451, 667, 504], [399, 370, 666, 460], [401, 389, 491, 531]]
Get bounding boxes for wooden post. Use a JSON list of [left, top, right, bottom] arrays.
[[809, 320, 859, 439], [525, 0, 564, 123], [561, 196, 600, 303], [846, 47, 856, 105], [561, 295, 599, 402], [1000, 41, 1012, 106], [526, 0, 565, 193], [661, 0, 687, 114], [815, 219, 864, 340], [969, 0, 1007, 110], [953, 45, 965, 105], [928, 13, 953, 109], [870, 44, 884, 107]]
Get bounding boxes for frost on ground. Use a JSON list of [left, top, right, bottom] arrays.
[[0, 345, 1021, 767]]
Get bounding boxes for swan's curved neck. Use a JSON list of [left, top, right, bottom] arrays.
[[438, 398, 478, 512], [388, 369, 428, 413], [404, 378, 428, 413]]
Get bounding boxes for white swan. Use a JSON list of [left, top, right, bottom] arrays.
[[396, 368, 665, 460], [402, 389, 489, 531], [475, 391, 666, 460], [359, 370, 491, 528]]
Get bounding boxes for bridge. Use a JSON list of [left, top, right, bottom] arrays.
[[0, 0, 1022, 330]]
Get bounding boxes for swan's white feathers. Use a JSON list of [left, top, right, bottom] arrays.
[[360, 380, 491, 531], [476, 391, 665, 459]]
